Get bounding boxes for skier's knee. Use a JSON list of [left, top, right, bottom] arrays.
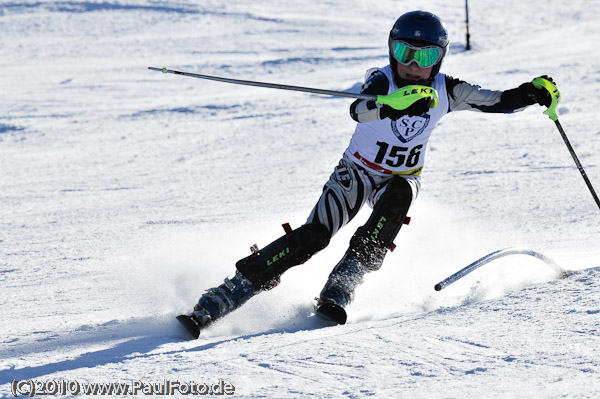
[[236, 222, 331, 290], [374, 176, 413, 218], [351, 176, 413, 269]]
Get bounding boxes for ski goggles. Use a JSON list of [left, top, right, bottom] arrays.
[[391, 40, 443, 68]]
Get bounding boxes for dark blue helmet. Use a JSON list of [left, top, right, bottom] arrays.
[[388, 11, 449, 86]]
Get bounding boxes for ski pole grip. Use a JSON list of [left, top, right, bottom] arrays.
[[532, 77, 561, 121], [376, 85, 439, 110]]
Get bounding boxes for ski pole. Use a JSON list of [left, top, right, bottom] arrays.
[[148, 66, 439, 111], [434, 247, 568, 292], [532, 77, 600, 211], [465, 0, 471, 51]]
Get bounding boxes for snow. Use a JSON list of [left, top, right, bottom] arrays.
[[1, 0, 599, 397]]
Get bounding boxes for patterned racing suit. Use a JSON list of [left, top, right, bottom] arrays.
[[307, 65, 536, 237], [184, 65, 541, 332]]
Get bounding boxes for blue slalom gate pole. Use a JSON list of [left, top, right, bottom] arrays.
[[434, 247, 568, 291]]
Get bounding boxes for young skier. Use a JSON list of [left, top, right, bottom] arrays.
[[177, 10, 555, 338]]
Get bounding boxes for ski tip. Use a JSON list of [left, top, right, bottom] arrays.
[[176, 314, 201, 339], [315, 302, 347, 325]]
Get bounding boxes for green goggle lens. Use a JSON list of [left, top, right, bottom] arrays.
[[392, 41, 442, 68]]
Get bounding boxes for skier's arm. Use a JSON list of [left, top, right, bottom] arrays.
[[350, 71, 431, 122], [349, 71, 390, 123], [446, 75, 552, 113]]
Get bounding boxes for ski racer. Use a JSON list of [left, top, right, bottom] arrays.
[[177, 10, 556, 337]]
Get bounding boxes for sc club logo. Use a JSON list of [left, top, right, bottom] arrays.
[[391, 115, 430, 143]]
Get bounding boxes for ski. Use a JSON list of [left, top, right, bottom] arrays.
[[314, 300, 348, 325], [176, 314, 202, 339]]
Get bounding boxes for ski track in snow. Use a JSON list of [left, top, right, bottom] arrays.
[[1, 0, 599, 397]]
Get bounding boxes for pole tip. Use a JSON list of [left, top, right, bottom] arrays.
[[434, 284, 442, 291]]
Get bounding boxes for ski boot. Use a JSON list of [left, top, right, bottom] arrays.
[[177, 270, 260, 339], [178, 222, 331, 338], [315, 238, 387, 325], [315, 176, 413, 325]]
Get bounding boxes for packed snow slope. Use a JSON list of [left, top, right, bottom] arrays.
[[1, 0, 599, 397]]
